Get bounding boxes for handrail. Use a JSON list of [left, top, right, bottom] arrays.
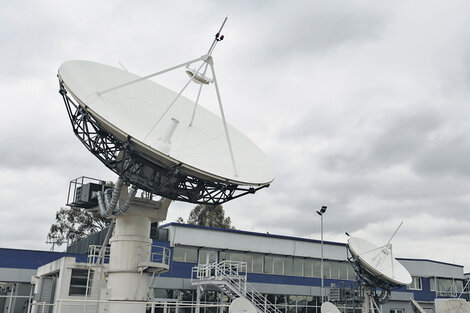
[[88, 244, 170, 267], [191, 261, 282, 313], [87, 245, 110, 265], [30, 299, 230, 313], [149, 245, 171, 265]]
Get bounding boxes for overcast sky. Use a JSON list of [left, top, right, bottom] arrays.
[[1, 1, 470, 271]]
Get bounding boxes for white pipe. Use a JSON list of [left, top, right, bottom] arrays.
[[97, 190, 107, 217], [108, 178, 124, 215], [114, 185, 138, 216], [103, 188, 112, 210], [97, 178, 126, 217]]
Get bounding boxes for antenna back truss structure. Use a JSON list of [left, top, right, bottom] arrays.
[[347, 249, 402, 304], [59, 81, 267, 205]]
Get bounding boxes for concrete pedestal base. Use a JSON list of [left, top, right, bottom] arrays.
[[106, 194, 170, 313]]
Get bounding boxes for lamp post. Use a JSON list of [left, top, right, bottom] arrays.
[[316, 205, 327, 303]]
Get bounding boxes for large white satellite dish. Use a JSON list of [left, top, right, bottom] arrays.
[[58, 19, 273, 204], [438, 299, 470, 313], [58, 60, 273, 185], [348, 237, 412, 286], [321, 302, 341, 313]]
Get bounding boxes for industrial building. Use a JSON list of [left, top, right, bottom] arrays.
[[0, 223, 466, 313]]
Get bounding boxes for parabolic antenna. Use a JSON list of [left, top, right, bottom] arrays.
[[58, 31, 274, 204], [229, 297, 257, 313], [438, 299, 470, 313], [347, 237, 412, 287], [321, 302, 341, 313]]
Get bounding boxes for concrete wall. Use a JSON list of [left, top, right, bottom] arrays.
[[34, 257, 108, 313]]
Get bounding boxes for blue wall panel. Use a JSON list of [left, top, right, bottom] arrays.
[[0, 248, 87, 269]]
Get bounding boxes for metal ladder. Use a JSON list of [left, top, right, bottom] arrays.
[[191, 261, 281, 313]]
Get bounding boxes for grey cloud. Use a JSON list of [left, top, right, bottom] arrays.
[[0, 129, 101, 174], [3, 0, 470, 269], [369, 109, 442, 165], [412, 136, 470, 177], [320, 107, 443, 173]]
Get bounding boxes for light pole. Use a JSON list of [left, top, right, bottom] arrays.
[[316, 205, 327, 303]]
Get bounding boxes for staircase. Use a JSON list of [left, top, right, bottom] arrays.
[[191, 261, 281, 313]]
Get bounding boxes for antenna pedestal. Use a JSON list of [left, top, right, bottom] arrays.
[[106, 192, 170, 313], [362, 286, 382, 313]]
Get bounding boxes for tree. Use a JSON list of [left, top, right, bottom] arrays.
[[47, 206, 111, 247], [177, 204, 235, 229]]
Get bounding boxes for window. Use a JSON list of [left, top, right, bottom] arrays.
[[0, 282, 34, 313], [276, 295, 287, 306], [252, 254, 263, 273], [330, 262, 340, 279], [186, 247, 198, 262], [242, 254, 253, 272], [408, 277, 422, 290], [284, 257, 293, 276], [293, 258, 303, 276], [431, 278, 464, 296], [230, 252, 244, 262], [390, 309, 404, 313], [173, 246, 185, 261], [347, 263, 356, 280], [288, 295, 297, 305], [219, 250, 263, 273], [173, 246, 198, 263], [264, 256, 274, 274], [313, 260, 321, 277], [199, 249, 217, 264], [69, 269, 93, 296], [455, 280, 464, 294], [273, 256, 284, 275], [339, 262, 348, 280], [304, 259, 313, 277], [322, 261, 331, 278]]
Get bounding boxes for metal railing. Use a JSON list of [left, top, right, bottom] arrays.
[[192, 260, 247, 281], [87, 244, 170, 267], [87, 245, 110, 265], [29, 299, 229, 313], [192, 261, 282, 313], [150, 245, 171, 266]]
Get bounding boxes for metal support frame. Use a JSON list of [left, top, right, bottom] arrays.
[[59, 81, 268, 204]]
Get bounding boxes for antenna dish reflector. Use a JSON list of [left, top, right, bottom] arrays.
[[348, 237, 412, 286], [321, 302, 341, 313], [58, 60, 274, 186], [437, 299, 470, 313]]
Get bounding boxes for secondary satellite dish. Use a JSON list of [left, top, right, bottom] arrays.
[[348, 237, 412, 286], [57, 20, 273, 204], [321, 302, 341, 313], [229, 298, 257, 313], [438, 299, 470, 313]]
